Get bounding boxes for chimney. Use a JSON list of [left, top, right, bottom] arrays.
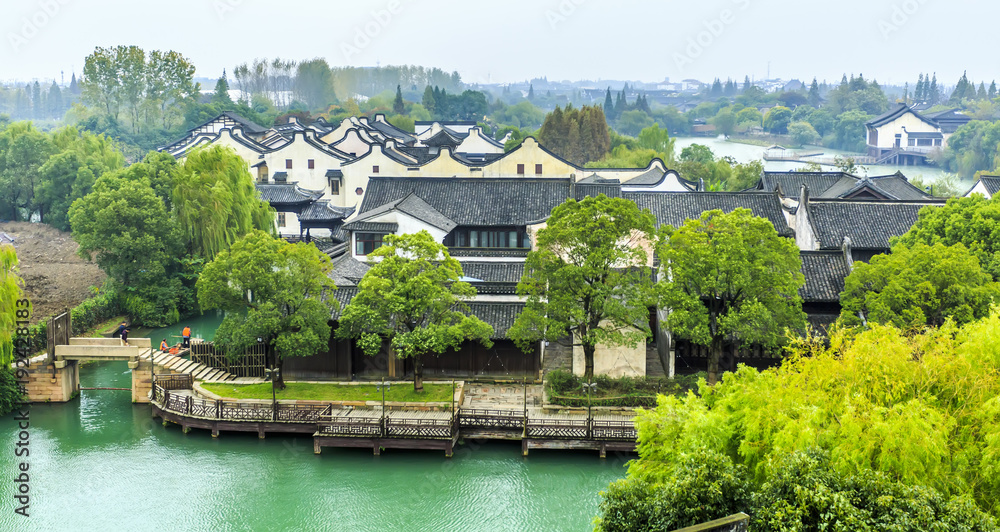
[[698, 178, 705, 192]]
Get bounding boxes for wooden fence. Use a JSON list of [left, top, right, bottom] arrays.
[[190, 341, 266, 378], [153, 385, 332, 423]]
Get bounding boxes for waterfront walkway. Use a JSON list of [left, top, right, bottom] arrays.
[[150, 379, 637, 458]]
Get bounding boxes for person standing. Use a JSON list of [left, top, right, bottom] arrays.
[[181, 326, 191, 349], [121, 325, 130, 347], [112, 321, 127, 339]]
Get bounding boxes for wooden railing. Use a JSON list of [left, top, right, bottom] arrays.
[[190, 342, 266, 378], [154, 373, 193, 391], [458, 409, 525, 430], [154, 385, 332, 423], [153, 386, 635, 442]]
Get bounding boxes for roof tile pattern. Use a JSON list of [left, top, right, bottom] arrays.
[[625, 191, 793, 236], [808, 200, 942, 250]]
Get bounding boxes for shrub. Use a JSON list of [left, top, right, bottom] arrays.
[[546, 369, 579, 394], [0, 367, 23, 416]]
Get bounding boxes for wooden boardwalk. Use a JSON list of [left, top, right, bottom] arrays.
[[149, 381, 637, 457]]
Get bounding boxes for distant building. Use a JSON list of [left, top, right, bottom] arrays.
[[865, 103, 971, 164]]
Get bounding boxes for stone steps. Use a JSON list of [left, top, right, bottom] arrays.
[[142, 350, 263, 384]]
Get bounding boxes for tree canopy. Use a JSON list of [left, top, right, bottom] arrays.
[[657, 208, 805, 384], [839, 242, 1000, 329], [538, 105, 611, 165], [894, 195, 1000, 279], [69, 171, 185, 325], [197, 231, 336, 388], [509, 194, 656, 380], [336, 231, 493, 391], [597, 310, 1000, 527], [172, 145, 275, 259], [0, 244, 24, 367]]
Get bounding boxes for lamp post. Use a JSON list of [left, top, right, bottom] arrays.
[[376, 378, 391, 437], [582, 381, 597, 439]]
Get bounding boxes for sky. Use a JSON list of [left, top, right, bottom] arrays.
[[2, 0, 998, 88]]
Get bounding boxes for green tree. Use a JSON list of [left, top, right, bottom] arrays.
[[763, 106, 792, 134], [735, 107, 763, 130], [172, 145, 275, 259], [679, 143, 714, 164], [657, 208, 805, 384], [894, 195, 1000, 279], [69, 172, 183, 325], [602, 312, 1000, 519], [509, 195, 656, 380], [839, 243, 1000, 329], [0, 244, 24, 367], [0, 122, 55, 221], [336, 231, 493, 392], [617, 109, 655, 137], [596, 448, 751, 532], [294, 59, 335, 111], [421, 85, 436, 114], [393, 84, 405, 114], [636, 124, 676, 165], [197, 231, 337, 389], [832, 109, 871, 152], [788, 120, 820, 147], [710, 108, 737, 137]]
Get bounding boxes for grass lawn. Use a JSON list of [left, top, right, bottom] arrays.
[[201, 382, 455, 402]]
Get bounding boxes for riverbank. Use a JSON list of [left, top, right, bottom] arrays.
[[0, 360, 627, 531]]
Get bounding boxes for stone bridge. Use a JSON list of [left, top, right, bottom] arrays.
[[23, 338, 154, 404]]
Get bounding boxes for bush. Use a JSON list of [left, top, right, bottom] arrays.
[[0, 367, 23, 416], [546, 369, 579, 394]]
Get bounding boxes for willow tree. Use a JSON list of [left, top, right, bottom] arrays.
[[0, 244, 25, 366], [197, 231, 336, 389], [509, 194, 657, 381], [336, 231, 494, 392], [173, 145, 274, 259]]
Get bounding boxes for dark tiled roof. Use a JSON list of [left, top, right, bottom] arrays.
[[341, 221, 398, 233], [328, 287, 360, 319], [368, 119, 415, 144], [395, 146, 441, 165], [460, 262, 525, 284], [328, 255, 371, 287], [360, 177, 574, 226], [423, 129, 464, 147], [465, 302, 525, 340], [807, 200, 943, 250], [799, 251, 850, 302], [256, 184, 323, 206], [760, 171, 852, 197], [969, 176, 1000, 197], [325, 169, 344, 178], [866, 103, 938, 129], [351, 193, 457, 232], [624, 191, 793, 237], [299, 201, 355, 223], [272, 172, 288, 182]]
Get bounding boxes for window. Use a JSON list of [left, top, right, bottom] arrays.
[[446, 227, 529, 249], [908, 139, 915, 146], [535, 164, 543, 175], [372, 165, 380, 174], [329, 178, 341, 195], [934, 139, 943, 146], [356, 187, 364, 196], [285, 159, 293, 169], [917, 138, 933, 147], [308, 159, 315, 169], [277, 213, 286, 228], [517, 164, 525, 175], [355, 233, 386, 255]]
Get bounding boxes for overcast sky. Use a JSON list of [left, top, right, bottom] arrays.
[[3, 0, 997, 87]]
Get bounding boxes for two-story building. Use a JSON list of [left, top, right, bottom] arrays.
[[865, 103, 971, 164]]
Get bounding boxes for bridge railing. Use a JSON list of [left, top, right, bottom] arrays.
[[154, 386, 336, 423]]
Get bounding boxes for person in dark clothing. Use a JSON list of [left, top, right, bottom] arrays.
[[112, 321, 127, 338], [120, 326, 130, 347]]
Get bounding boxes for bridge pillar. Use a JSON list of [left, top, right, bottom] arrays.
[[23, 358, 79, 402], [131, 356, 152, 404]]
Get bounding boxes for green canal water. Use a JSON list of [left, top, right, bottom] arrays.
[[0, 360, 627, 531]]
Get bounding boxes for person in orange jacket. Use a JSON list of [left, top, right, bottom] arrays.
[[181, 326, 191, 348]]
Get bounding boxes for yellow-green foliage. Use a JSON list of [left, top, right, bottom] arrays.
[[0, 244, 24, 366], [630, 309, 1000, 516]]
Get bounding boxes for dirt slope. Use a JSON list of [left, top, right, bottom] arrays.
[[0, 222, 106, 324]]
